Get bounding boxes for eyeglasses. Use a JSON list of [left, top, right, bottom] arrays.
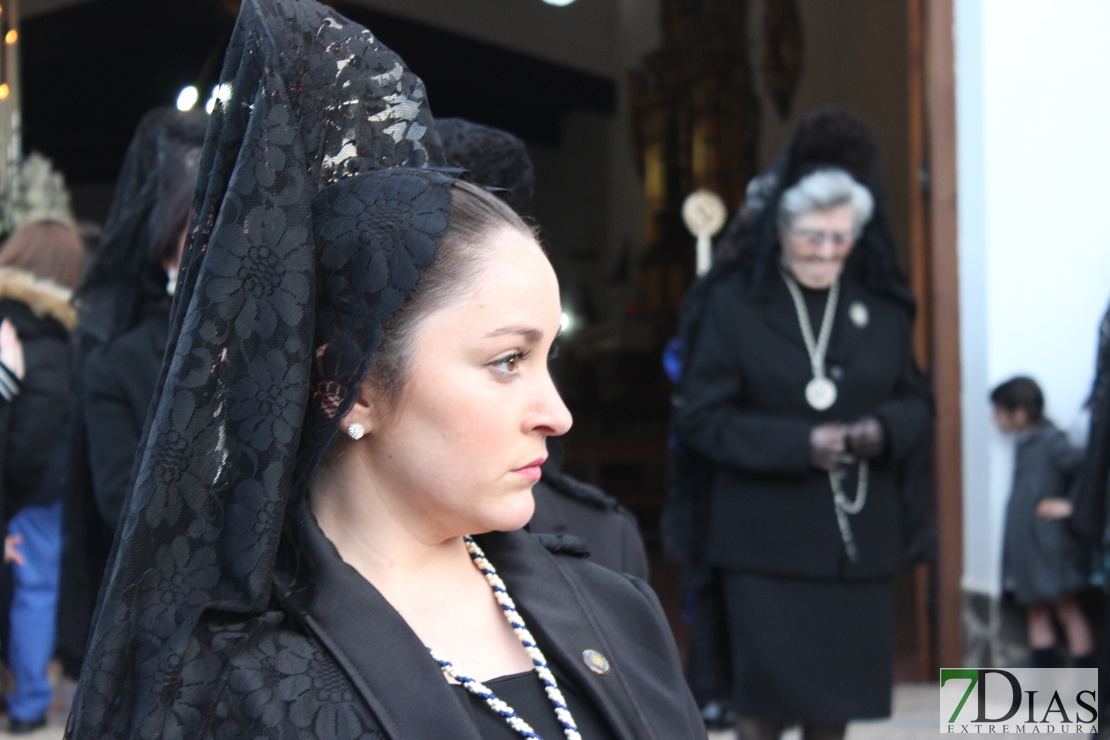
[[789, 228, 855, 249]]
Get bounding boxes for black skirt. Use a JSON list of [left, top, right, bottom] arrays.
[[722, 572, 895, 723]]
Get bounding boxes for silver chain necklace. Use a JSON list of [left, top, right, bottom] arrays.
[[829, 460, 869, 562], [781, 270, 868, 560], [428, 536, 583, 740], [780, 270, 840, 411]]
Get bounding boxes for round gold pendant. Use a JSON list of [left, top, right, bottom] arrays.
[[806, 376, 837, 411]]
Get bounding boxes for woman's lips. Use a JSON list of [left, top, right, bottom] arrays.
[[513, 458, 546, 481]]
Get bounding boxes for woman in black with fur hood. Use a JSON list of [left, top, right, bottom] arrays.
[[0, 218, 84, 528], [0, 216, 86, 732], [672, 109, 933, 739]]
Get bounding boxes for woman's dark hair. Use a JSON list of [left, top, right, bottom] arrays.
[[0, 216, 87, 289], [138, 147, 200, 306], [365, 179, 537, 412], [990, 376, 1045, 423]]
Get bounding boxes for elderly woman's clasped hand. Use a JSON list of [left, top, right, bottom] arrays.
[[810, 417, 886, 471]]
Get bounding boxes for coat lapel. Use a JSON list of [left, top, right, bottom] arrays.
[[759, 271, 868, 376], [280, 506, 485, 740], [826, 274, 867, 371], [478, 530, 661, 739], [757, 271, 810, 351]]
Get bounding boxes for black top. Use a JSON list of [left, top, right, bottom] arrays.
[[528, 464, 649, 580], [450, 664, 615, 738], [82, 309, 169, 530]]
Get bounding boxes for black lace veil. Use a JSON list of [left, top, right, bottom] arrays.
[[437, 117, 536, 218], [67, 0, 447, 734], [711, 107, 914, 314], [74, 107, 209, 346], [56, 108, 207, 680]]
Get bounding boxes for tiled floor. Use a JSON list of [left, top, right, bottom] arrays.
[[7, 715, 64, 739], [709, 683, 940, 739]]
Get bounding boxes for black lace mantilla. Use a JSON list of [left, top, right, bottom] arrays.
[[437, 117, 536, 218], [67, 0, 447, 735], [301, 168, 451, 482], [711, 107, 914, 314]]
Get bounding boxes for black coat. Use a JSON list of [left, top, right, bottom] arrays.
[[0, 268, 76, 529], [70, 507, 706, 738], [1073, 298, 1110, 544], [56, 310, 169, 679], [1002, 422, 1089, 604], [529, 465, 650, 580], [674, 269, 933, 580], [81, 310, 168, 531]]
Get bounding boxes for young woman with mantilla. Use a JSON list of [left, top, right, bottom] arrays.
[[65, 1, 702, 737]]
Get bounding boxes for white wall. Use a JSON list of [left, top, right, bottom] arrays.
[[956, 0, 1110, 595]]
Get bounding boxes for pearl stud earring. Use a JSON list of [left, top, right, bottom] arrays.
[[346, 422, 365, 441]]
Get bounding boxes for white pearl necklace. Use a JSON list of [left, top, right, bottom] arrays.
[[428, 536, 583, 739]]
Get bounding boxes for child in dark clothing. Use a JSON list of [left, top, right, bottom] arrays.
[[991, 376, 1094, 667]]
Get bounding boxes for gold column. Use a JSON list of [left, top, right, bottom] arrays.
[[0, 0, 20, 234]]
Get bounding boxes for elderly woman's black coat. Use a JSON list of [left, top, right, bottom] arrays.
[[674, 268, 932, 579]]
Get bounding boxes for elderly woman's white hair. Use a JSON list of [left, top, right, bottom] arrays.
[[777, 167, 874, 235]]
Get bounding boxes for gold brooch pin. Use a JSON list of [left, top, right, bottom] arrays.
[[582, 649, 610, 675]]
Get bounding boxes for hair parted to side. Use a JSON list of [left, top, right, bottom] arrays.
[[990, 375, 1045, 423], [148, 149, 201, 267], [364, 179, 539, 412], [777, 167, 875, 235], [138, 148, 201, 305], [0, 216, 87, 289]]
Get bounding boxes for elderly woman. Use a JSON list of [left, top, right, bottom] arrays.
[[66, 1, 703, 737], [673, 109, 933, 740]]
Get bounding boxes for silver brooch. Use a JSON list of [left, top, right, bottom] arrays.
[[849, 301, 869, 328]]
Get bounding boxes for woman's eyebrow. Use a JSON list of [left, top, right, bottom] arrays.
[[484, 326, 543, 342]]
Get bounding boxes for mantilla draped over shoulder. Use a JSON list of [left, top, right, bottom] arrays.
[[67, 0, 448, 735]]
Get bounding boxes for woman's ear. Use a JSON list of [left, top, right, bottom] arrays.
[[339, 383, 376, 440]]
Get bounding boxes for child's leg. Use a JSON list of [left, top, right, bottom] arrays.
[[1028, 603, 1056, 649], [1027, 603, 1057, 667], [1051, 595, 1094, 659]]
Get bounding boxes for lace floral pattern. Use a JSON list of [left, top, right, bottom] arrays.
[[67, 0, 445, 736], [298, 168, 451, 482], [437, 118, 536, 217]]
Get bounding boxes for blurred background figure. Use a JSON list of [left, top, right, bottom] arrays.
[[1067, 299, 1110, 727], [670, 108, 933, 740], [437, 116, 649, 579], [989, 376, 1093, 669], [0, 216, 85, 734], [55, 106, 206, 687]]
